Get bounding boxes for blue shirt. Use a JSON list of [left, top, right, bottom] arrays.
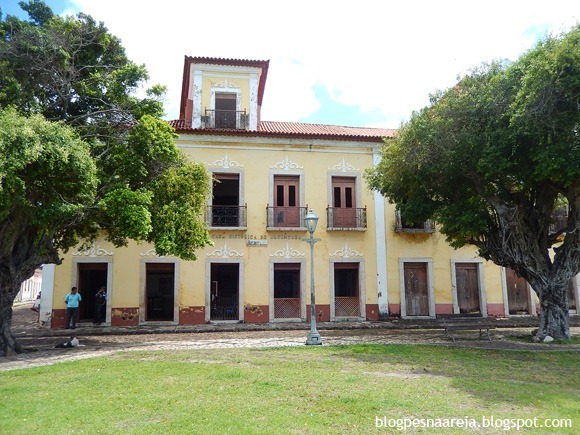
[[65, 293, 82, 308]]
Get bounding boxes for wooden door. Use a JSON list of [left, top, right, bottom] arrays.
[[455, 263, 481, 315], [505, 268, 531, 315], [403, 262, 430, 316], [332, 177, 356, 228], [274, 176, 299, 227]]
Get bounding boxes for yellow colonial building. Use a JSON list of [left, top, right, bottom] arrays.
[[42, 56, 578, 328]]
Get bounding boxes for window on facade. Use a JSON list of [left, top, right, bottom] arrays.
[[215, 93, 237, 128], [212, 173, 241, 227], [272, 175, 300, 227], [331, 177, 357, 228]]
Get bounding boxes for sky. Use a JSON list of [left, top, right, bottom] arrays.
[[2, 0, 580, 129]]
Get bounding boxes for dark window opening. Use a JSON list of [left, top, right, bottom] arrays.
[[212, 173, 240, 226], [215, 93, 237, 128]]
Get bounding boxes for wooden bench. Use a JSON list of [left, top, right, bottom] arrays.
[[436, 314, 497, 342]]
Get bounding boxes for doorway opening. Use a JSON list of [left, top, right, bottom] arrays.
[[505, 268, 532, 315], [455, 263, 482, 315], [273, 263, 301, 319], [145, 263, 175, 321], [210, 263, 239, 321], [403, 262, 430, 316], [334, 263, 360, 317], [77, 263, 108, 322]]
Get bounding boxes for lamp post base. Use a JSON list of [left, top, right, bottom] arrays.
[[306, 332, 322, 345]]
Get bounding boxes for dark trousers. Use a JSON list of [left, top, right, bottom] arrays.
[[95, 303, 105, 323], [66, 307, 79, 328]]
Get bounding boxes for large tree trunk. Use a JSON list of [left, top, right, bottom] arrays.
[[536, 282, 570, 340], [0, 283, 25, 357]]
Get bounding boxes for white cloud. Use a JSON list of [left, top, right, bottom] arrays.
[[70, 0, 580, 128]]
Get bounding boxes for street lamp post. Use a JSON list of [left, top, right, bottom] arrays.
[[303, 209, 322, 345]]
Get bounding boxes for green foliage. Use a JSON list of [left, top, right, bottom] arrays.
[[366, 25, 580, 253], [0, 108, 97, 250], [0, 1, 212, 268]]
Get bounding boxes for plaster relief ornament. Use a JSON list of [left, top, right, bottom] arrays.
[[72, 243, 113, 257], [140, 249, 166, 257], [329, 242, 363, 258], [207, 153, 244, 168], [207, 243, 243, 258], [329, 159, 359, 172], [214, 79, 240, 89], [270, 243, 306, 258], [269, 156, 304, 170]]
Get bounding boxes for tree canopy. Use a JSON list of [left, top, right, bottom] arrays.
[[0, 1, 211, 355], [366, 24, 580, 339]]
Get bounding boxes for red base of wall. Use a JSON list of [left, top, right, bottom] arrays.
[[435, 303, 454, 315], [111, 308, 139, 326], [388, 303, 401, 318], [306, 304, 330, 322], [486, 303, 505, 317], [244, 304, 269, 323], [179, 306, 206, 324], [51, 309, 67, 328], [366, 304, 380, 320]]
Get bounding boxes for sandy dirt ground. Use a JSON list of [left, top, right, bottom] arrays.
[[2, 302, 578, 372]]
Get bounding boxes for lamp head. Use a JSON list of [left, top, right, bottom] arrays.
[[304, 209, 319, 234]]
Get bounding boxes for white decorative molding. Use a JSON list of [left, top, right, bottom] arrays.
[[207, 243, 244, 258], [270, 243, 306, 258], [72, 243, 113, 257], [207, 153, 244, 168], [329, 159, 359, 172], [140, 249, 163, 257], [214, 79, 240, 89], [270, 156, 304, 170], [329, 242, 363, 258]]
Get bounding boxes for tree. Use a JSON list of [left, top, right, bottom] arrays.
[[0, 2, 212, 356], [366, 25, 580, 340]]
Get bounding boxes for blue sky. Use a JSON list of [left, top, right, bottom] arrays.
[[2, 0, 580, 128]]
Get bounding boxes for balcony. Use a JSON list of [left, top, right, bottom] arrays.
[[394, 210, 435, 233], [202, 109, 249, 130], [206, 205, 247, 228], [326, 207, 367, 230], [266, 206, 308, 229]]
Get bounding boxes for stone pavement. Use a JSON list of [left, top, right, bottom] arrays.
[[2, 302, 578, 372]]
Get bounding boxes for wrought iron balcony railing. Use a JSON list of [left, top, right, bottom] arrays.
[[394, 210, 435, 233], [266, 206, 308, 229], [206, 205, 247, 228], [326, 207, 367, 230], [202, 109, 249, 129]]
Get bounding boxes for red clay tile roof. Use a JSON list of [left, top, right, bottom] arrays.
[[169, 119, 396, 141]]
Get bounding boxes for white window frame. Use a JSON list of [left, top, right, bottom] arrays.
[[269, 258, 306, 322], [500, 267, 537, 316], [205, 259, 244, 323], [139, 258, 180, 325], [71, 257, 113, 325]]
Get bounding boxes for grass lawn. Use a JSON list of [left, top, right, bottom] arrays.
[[1, 344, 578, 434]]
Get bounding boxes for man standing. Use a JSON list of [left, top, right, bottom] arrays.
[[64, 287, 82, 329], [94, 286, 106, 325]]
